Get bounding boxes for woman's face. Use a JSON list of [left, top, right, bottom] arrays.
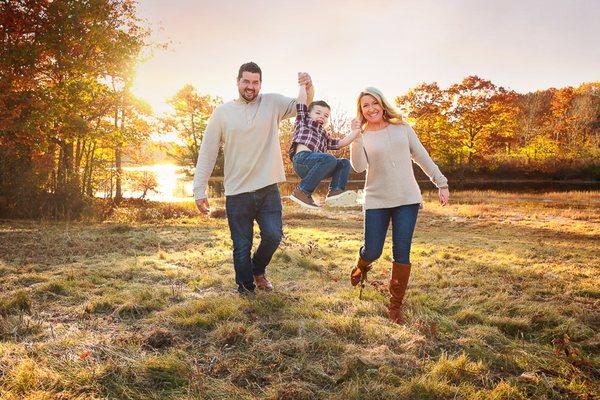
[[360, 94, 384, 125]]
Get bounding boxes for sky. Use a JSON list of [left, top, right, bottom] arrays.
[[132, 0, 600, 116]]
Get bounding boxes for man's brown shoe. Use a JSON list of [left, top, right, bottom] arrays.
[[290, 188, 319, 209], [254, 274, 274, 291]]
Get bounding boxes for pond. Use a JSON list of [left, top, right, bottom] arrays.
[[112, 164, 599, 202]]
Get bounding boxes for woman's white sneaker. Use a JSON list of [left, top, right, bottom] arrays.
[[325, 190, 358, 207]]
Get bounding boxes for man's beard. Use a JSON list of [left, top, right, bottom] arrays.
[[240, 88, 257, 102]]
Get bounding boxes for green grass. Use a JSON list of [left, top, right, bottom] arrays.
[[0, 190, 598, 399]]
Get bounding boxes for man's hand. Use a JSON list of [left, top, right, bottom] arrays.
[[195, 198, 210, 215], [298, 72, 312, 88], [298, 72, 314, 105]]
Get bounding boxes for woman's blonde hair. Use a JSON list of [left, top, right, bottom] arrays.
[[356, 87, 404, 126]]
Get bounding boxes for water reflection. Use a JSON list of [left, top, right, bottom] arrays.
[[109, 164, 194, 202], [207, 179, 600, 198], [107, 164, 599, 202]]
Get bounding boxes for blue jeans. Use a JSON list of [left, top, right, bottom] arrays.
[[360, 203, 420, 264], [292, 151, 350, 195], [225, 184, 283, 293]]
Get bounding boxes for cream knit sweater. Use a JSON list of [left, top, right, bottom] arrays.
[[193, 93, 297, 199], [350, 123, 448, 210]]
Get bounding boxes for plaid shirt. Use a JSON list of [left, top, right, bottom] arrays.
[[288, 103, 340, 160]]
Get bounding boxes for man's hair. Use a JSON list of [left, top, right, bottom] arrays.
[[237, 62, 262, 81], [308, 100, 331, 112]]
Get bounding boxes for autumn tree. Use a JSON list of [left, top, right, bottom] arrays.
[[0, 0, 150, 217], [278, 118, 295, 176], [161, 84, 222, 172], [445, 76, 518, 168], [126, 171, 158, 199], [396, 83, 460, 169], [328, 103, 352, 160]]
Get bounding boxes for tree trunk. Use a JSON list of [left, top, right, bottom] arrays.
[[115, 144, 123, 201], [114, 107, 123, 202], [84, 141, 96, 197]]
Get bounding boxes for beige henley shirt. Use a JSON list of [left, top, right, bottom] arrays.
[[350, 123, 448, 210], [193, 93, 297, 199]]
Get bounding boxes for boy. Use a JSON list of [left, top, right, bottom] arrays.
[[288, 79, 359, 209]]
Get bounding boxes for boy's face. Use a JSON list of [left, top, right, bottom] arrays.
[[308, 105, 330, 126]]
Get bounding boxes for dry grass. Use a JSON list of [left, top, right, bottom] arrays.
[[0, 190, 598, 399]]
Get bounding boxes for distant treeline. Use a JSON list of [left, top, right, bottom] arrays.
[[284, 77, 599, 182], [395, 77, 600, 180], [161, 78, 600, 185]]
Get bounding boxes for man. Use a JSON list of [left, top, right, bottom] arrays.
[[194, 62, 313, 294]]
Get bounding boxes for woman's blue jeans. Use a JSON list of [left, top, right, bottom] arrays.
[[360, 203, 420, 264]]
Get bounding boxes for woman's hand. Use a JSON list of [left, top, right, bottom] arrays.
[[351, 118, 362, 136], [438, 187, 449, 206]]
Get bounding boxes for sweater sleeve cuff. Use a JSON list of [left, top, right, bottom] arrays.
[[435, 176, 448, 189], [431, 170, 448, 189]]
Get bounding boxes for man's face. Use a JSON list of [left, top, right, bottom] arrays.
[[237, 71, 261, 102], [308, 105, 330, 126]]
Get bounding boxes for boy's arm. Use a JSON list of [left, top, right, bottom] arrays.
[[297, 81, 307, 105], [306, 82, 314, 105], [334, 130, 360, 148], [327, 118, 362, 149], [295, 75, 310, 124], [298, 72, 314, 104]]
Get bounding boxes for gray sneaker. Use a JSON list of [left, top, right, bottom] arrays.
[[290, 188, 320, 209]]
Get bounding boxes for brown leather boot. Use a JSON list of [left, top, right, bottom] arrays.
[[389, 262, 411, 324], [350, 256, 373, 287]]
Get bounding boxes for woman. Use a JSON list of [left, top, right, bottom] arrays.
[[349, 87, 450, 324]]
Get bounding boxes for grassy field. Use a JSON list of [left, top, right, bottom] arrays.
[[0, 190, 598, 399]]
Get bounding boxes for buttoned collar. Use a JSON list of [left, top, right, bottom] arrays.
[[236, 94, 261, 105]]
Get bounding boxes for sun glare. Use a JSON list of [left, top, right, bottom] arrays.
[[123, 164, 194, 202]]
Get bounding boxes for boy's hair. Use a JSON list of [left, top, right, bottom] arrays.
[[237, 62, 262, 81], [308, 100, 330, 112]]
